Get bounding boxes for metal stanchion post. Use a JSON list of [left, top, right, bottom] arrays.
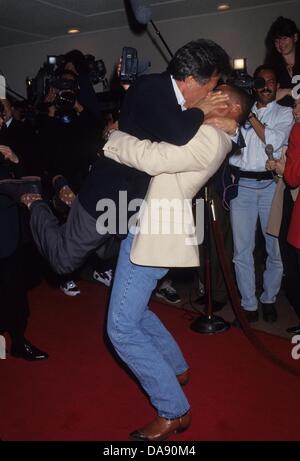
[[191, 187, 230, 334]]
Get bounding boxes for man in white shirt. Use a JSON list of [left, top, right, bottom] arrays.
[[229, 65, 294, 323]]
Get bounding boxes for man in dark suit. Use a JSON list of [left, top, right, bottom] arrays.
[[0, 108, 48, 361], [0, 98, 41, 175]]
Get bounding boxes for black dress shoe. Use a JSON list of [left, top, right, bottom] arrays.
[[233, 309, 259, 328], [286, 324, 300, 334], [0, 178, 42, 202], [11, 340, 49, 361], [261, 303, 277, 323]]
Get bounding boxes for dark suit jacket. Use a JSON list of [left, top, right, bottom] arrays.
[[0, 157, 20, 259], [0, 118, 40, 176], [78, 72, 204, 220]]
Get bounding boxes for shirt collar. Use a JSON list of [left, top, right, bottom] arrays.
[[170, 75, 186, 111], [254, 99, 277, 113], [5, 117, 13, 128]]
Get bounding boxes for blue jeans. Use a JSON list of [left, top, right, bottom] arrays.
[[107, 232, 190, 419], [230, 179, 283, 311]]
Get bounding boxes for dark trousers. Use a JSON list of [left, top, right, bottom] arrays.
[[279, 189, 300, 319], [0, 248, 29, 344], [30, 197, 109, 275]]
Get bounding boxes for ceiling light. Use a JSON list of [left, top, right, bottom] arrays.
[[67, 28, 80, 34], [217, 3, 230, 11]]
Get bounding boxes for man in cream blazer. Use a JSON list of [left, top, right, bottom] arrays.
[[104, 124, 231, 267], [105, 83, 250, 442], [104, 83, 249, 269]]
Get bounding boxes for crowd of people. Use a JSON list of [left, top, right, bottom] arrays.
[[0, 16, 300, 441]]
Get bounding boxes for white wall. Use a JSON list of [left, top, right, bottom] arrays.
[[1, 1, 300, 97]]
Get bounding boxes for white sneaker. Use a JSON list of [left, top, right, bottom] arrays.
[[156, 285, 181, 304], [60, 280, 81, 296], [93, 269, 113, 287]]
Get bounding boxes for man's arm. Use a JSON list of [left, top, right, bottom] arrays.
[[103, 125, 232, 176], [249, 106, 294, 152]]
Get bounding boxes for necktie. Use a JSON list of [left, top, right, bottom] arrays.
[[236, 129, 246, 149]]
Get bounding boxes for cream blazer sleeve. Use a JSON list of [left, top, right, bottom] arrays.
[[103, 125, 232, 176]]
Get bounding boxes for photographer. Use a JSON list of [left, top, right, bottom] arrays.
[[38, 69, 101, 193], [229, 65, 294, 324], [37, 69, 101, 296], [63, 49, 103, 122]]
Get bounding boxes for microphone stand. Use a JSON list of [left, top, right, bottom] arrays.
[[149, 20, 173, 59], [191, 187, 230, 334]]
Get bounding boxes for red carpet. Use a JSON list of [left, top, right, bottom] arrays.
[[1, 280, 300, 441]]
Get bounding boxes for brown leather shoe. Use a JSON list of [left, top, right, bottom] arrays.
[[129, 411, 191, 441], [176, 369, 190, 386]]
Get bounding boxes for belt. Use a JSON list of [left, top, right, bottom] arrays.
[[238, 170, 273, 180]]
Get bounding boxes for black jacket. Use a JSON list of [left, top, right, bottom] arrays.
[[0, 157, 21, 259], [78, 72, 204, 219]]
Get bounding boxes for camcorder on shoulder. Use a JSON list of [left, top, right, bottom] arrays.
[[26, 53, 107, 106], [51, 77, 79, 113], [228, 72, 265, 95], [228, 59, 265, 96], [120, 47, 139, 84]]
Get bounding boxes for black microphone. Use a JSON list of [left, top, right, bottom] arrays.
[[265, 144, 274, 160], [129, 0, 152, 25]]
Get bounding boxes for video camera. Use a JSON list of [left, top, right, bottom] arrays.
[[51, 77, 79, 113], [26, 53, 107, 105], [85, 55, 107, 85], [228, 58, 265, 96]]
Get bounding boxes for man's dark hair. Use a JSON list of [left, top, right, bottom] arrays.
[[253, 65, 277, 81], [167, 39, 231, 84]]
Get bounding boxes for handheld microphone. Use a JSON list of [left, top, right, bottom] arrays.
[[129, 0, 152, 25], [265, 144, 274, 161]]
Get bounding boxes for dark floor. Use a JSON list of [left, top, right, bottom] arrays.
[[153, 275, 299, 340], [80, 259, 299, 340]]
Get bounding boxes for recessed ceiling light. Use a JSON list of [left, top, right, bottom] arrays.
[[217, 3, 230, 11], [67, 28, 80, 34]]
